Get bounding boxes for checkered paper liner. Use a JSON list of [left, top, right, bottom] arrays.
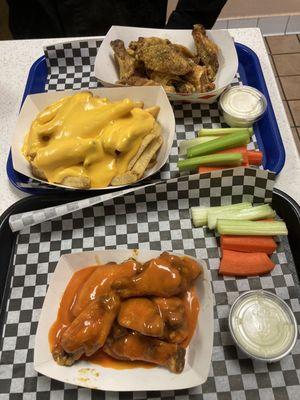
[[9, 167, 274, 233], [2, 171, 300, 400], [26, 38, 258, 191]]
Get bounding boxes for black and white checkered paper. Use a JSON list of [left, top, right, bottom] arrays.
[[44, 39, 102, 91], [1, 171, 300, 400], [9, 167, 274, 233]]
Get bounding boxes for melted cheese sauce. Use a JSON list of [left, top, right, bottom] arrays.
[[22, 92, 156, 187], [49, 262, 200, 370]]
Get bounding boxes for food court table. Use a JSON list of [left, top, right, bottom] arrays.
[[0, 28, 299, 214]]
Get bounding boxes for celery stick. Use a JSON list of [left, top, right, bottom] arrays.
[[191, 202, 252, 227], [177, 153, 242, 171], [216, 219, 288, 236], [208, 204, 275, 230], [207, 204, 252, 230], [179, 136, 219, 156], [198, 127, 253, 137], [191, 207, 209, 227], [187, 132, 250, 158]]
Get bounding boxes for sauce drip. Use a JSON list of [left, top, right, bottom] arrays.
[[49, 261, 200, 370], [181, 286, 200, 348]]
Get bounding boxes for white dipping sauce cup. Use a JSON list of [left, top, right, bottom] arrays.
[[220, 85, 267, 127], [229, 290, 297, 363]]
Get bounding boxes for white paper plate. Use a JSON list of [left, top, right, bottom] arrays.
[[34, 249, 214, 391], [11, 86, 175, 190], [94, 25, 238, 104]]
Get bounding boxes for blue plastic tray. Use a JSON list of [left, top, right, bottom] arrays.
[[7, 43, 285, 195]]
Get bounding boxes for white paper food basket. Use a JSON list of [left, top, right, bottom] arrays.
[[34, 249, 214, 391], [11, 86, 175, 190], [94, 25, 238, 104]]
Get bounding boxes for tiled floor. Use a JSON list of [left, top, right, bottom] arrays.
[[265, 35, 300, 152]]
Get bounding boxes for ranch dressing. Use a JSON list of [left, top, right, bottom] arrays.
[[229, 291, 297, 361], [220, 86, 267, 127]]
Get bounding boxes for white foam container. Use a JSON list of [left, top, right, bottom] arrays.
[[34, 249, 214, 391], [94, 25, 238, 104], [11, 86, 175, 190]]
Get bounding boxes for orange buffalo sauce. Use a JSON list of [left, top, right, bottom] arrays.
[[181, 286, 200, 348], [49, 262, 200, 370], [48, 266, 98, 352], [85, 349, 155, 369]]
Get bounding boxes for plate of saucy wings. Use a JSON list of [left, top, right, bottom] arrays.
[[34, 250, 213, 391], [94, 25, 238, 103], [11, 86, 175, 190]]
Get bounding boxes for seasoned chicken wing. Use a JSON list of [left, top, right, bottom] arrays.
[[118, 74, 176, 93], [111, 30, 219, 94], [148, 70, 179, 92], [192, 24, 219, 81], [104, 329, 185, 373], [184, 64, 215, 93], [136, 42, 193, 75], [52, 293, 120, 366], [110, 39, 136, 80], [129, 37, 171, 52], [113, 253, 202, 298], [118, 298, 164, 337], [174, 80, 196, 94], [172, 43, 196, 59], [72, 260, 141, 317]]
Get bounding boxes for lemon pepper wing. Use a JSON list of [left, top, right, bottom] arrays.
[[110, 39, 136, 80], [192, 24, 219, 82], [136, 43, 194, 75]]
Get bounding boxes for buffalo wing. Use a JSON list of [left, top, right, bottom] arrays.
[[72, 260, 141, 316], [118, 298, 164, 337], [53, 293, 120, 366], [113, 252, 201, 298], [154, 297, 188, 343], [104, 328, 185, 373]]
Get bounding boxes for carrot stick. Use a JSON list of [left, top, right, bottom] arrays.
[[247, 150, 263, 165], [219, 250, 275, 276], [198, 146, 249, 173], [199, 166, 223, 173], [199, 165, 249, 173], [218, 146, 248, 164], [221, 235, 277, 254]]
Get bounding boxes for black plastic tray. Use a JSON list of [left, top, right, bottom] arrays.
[[1, 189, 299, 320], [0, 189, 300, 400]]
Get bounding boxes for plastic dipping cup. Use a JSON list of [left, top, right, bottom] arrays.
[[220, 85, 267, 127], [229, 290, 297, 362]]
